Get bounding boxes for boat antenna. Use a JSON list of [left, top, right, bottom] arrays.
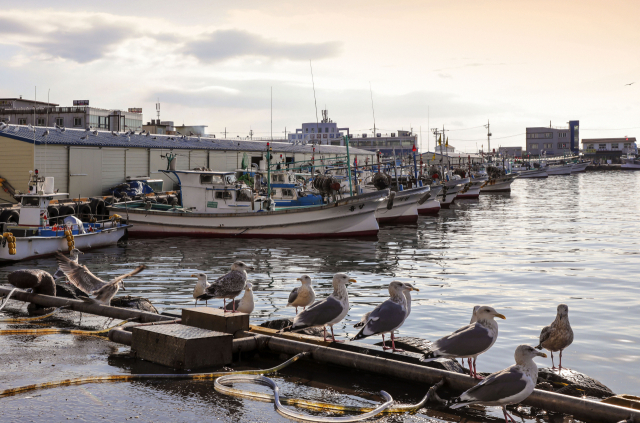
[[310, 60, 319, 145], [369, 82, 376, 138]]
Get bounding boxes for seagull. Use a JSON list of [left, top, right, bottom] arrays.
[[286, 275, 316, 314], [222, 282, 255, 314], [282, 273, 356, 343], [53, 248, 83, 281], [352, 281, 417, 352], [536, 304, 573, 371], [196, 261, 254, 312], [625, 82, 635, 86], [192, 273, 210, 306], [420, 306, 506, 379], [55, 251, 145, 305], [354, 282, 416, 329], [450, 345, 547, 423]]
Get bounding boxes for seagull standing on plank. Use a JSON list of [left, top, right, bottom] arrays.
[[352, 281, 418, 352], [283, 273, 356, 342], [196, 261, 254, 312], [449, 345, 547, 423], [287, 275, 316, 314], [420, 306, 506, 379], [55, 251, 145, 305]]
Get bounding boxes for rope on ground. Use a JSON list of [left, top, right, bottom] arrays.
[[0, 317, 136, 336], [0, 306, 70, 322], [0, 288, 17, 312], [0, 352, 310, 398]]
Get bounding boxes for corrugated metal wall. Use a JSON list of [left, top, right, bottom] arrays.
[[0, 136, 32, 203], [125, 148, 149, 179], [189, 150, 208, 169], [35, 145, 69, 195]]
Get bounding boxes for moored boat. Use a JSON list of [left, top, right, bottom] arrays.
[[108, 170, 387, 238]]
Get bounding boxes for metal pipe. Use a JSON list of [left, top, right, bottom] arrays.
[[258, 335, 640, 423], [0, 287, 173, 323]]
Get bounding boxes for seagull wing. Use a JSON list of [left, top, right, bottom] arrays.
[[291, 296, 343, 330], [55, 251, 106, 294], [354, 299, 405, 338], [452, 365, 529, 406], [431, 322, 494, 357]]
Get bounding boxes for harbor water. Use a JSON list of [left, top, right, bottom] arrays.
[[2, 170, 639, 421]]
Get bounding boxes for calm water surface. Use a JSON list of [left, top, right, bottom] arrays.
[[2, 170, 639, 419]]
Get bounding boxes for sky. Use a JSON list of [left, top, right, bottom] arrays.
[[0, 0, 638, 152]]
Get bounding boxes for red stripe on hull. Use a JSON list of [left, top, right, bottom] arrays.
[[377, 214, 419, 224], [418, 207, 440, 215], [127, 229, 379, 239]]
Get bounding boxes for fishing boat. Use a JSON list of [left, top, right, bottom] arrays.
[[571, 162, 590, 173], [0, 172, 129, 262], [621, 154, 640, 170], [417, 184, 441, 215], [108, 170, 387, 238]]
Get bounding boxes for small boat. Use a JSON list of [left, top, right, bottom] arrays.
[[108, 170, 387, 238], [571, 162, 590, 173], [0, 173, 129, 262], [621, 155, 640, 170]]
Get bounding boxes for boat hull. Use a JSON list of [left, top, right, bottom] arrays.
[[0, 225, 128, 262], [108, 191, 387, 239], [375, 186, 429, 224]]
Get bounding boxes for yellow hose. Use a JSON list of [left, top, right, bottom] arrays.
[[0, 306, 69, 323], [0, 318, 131, 336], [0, 351, 310, 398]]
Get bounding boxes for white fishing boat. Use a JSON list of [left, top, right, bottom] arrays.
[[1, 173, 129, 262], [418, 184, 441, 215], [571, 162, 590, 173], [543, 164, 574, 175], [108, 170, 387, 238], [621, 155, 640, 170]]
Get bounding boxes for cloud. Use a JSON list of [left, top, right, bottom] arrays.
[[185, 29, 342, 63], [26, 22, 132, 63]]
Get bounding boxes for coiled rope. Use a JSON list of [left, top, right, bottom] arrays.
[[0, 352, 310, 398], [0, 317, 134, 336], [216, 374, 393, 422]]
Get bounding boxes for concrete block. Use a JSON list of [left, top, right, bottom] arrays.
[[131, 323, 232, 370], [182, 307, 250, 334]]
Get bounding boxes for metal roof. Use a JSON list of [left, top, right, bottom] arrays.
[[0, 125, 374, 155]]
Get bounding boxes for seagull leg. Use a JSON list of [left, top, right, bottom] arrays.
[[381, 334, 390, 350], [330, 326, 344, 343], [390, 333, 404, 352]]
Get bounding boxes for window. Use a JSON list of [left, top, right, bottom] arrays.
[[73, 117, 82, 127], [598, 144, 606, 150], [36, 118, 45, 126], [543, 143, 553, 149], [611, 143, 619, 149], [18, 118, 26, 125], [215, 191, 233, 200], [55, 118, 64, 127]]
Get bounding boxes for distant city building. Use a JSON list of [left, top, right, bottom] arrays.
[[498, 146, 523, 157], [287, 109, 418, 156], [581, 137, 637, 161], [525, 120, 579, 156], [0, 97, 143, 131]]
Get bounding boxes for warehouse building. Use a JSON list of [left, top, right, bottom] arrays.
[[0, 125, 375, 203]]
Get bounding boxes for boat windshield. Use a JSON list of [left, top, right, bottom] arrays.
[[21, 197, 40, 207]]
